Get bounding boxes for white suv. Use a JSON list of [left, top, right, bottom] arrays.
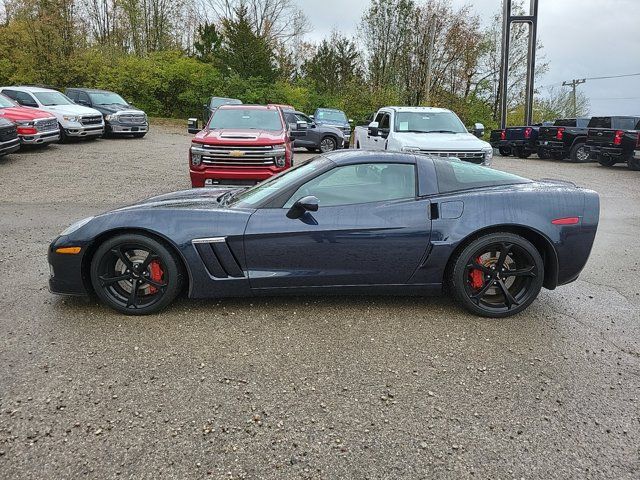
[[0, 86, 104, 141]]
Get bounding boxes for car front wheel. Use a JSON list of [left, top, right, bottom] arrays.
[[448, 233, 544, 318], [319, 137, 337, 153], [90, 233, 184, 315]]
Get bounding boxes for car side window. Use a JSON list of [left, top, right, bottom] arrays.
[[66, 90, 78, 101], [284, 163, 416, 208], [77, 92, 90, 104], [295, 113, 312, 124], [379, 114, 390, 130], [373, 112, 385, 124], [14, 91, 38, 107]]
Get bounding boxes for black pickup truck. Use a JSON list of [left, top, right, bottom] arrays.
[[0, 117, 20, 156], [537, 118, 591, 162], [489, 129, 511, 156], [586, 116, 640, 170], [504, 124, 553, 159]]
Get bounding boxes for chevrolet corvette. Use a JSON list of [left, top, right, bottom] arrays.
[[49, 151, 599, 318]]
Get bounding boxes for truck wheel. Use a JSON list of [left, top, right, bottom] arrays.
[[515, 147, 531, 159], [498, 147, 511, 156], [537, 148, 551, 160], [598, 155, 617, 167], [569, 143, 590, 163], [627, 155, 640, 171], [319, 137, 337, 153], [58, 124, 69, 144]]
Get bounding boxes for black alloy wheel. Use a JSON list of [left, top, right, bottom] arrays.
[[515, 147, 531, 159], [537, 148, 551, 160], [449, 233, 544, 318], [90, 234, 184, 315], [498, 147, 512, 157]]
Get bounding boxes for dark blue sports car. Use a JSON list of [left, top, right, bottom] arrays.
[[49, 151, 599, 318]]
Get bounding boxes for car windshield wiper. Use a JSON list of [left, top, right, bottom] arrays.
[[217, 190, 236, 205], [424, 130, 458, 134]]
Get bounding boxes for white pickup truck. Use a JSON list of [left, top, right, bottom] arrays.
[[353, 106, 493, 166]]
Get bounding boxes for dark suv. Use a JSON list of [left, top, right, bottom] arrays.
[[65, 88, 148, 138], [312, 108, 352, 148]]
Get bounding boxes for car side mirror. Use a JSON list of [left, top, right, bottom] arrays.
[[472, 123, 485, 138], [348, 119, 354, 124], [188, 117, 200, 134], [368, 121, 379, 137], [309, 115, 315, 120], [290, 121, 308, 139], [286, 195, 319, 219]]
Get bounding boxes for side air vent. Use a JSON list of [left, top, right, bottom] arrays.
[[192, 238, 245, 278]]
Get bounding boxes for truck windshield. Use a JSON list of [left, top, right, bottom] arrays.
[[33, 91, 74, 106], [394, 112, 467, 133], [209, 109, 283, 131], [231, 157, 332, 208], [0, 95, 16, 108], [316, 110, 347, 122], [89, 92, 128, 105]]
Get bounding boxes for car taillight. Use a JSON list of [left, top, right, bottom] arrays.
[[556, 127, 564, 140], [524, 127, 532, 139], [614, 130, 624, 145], [636, 132, 640, 148], [500, 130, 506, 140]]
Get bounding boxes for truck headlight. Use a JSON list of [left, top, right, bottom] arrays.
[[273, 143, 287, 167], [482, 147, 494, 166], [62, 115, 80, 122], [105, 114, 116, 121], [191, 151, 202, 166]]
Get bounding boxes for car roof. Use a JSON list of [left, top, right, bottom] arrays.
[[66, 88, 112, 93], [3, 86, 60, 93], [217, 104, 280, 111], [383, 106, 451, 114], [316, 108, 344, 112]]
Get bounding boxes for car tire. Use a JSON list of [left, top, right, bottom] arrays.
[[498, 147, 512, 156], [319, 136, 337, 153], [537, 148, 551, 160], [515, 147, 531, 159], [90, 233, 184, 315], [58, 124, 68, 144], [448, 232, 544, 318], [598, 155, 617, 167], [569, 143, 590, 163]]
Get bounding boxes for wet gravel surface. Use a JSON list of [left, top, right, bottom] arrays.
[[0, 125, 639, 479]]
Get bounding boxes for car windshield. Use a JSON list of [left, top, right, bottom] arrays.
[[0, 95, 16, 108], [394, 111, 467, 133], [89, 92, 127, 105], [210, 98, 242, 109], [33, 91, 74, 106], [208, 108, 283, 131], [316, 110, 347, 123], [231, 157, 332, 208]]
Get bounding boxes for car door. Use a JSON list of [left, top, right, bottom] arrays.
[[243, 161, 432, 289], [286, 112, 316, 148]]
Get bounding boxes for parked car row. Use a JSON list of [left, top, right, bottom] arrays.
[[490, 115, 640, 170], [0, 86, 148, 158]]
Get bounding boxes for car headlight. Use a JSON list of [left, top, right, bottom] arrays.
[[191, 145, 203, 166], [482, 147, 494, 166], [60, 216, 94, 236], [62, 115, 81, 122], [273, 143, 287, 167], [402, 146, 421, 152]]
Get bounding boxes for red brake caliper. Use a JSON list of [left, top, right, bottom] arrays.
[[148, 261, 164, 294], [469, 256, 485, 289]]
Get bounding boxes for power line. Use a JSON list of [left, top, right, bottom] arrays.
[[539, 71, 640, 89]]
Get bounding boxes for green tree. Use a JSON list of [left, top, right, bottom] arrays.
[[194, 22, 222, 64], [217, 4, 276, 81], [302, 33, 362, 95]]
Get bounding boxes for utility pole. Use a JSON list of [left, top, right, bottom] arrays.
[[424, 13, 437, 106], [562, 78, 586, 117]]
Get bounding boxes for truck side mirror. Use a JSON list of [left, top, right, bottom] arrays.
[[188, 118, 200, 134], [472, 123, 485, 138], [289, 121, 308, 139], [368, 121, 379, 137]]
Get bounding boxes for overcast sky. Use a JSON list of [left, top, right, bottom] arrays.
[[294, 0, 640, 116]]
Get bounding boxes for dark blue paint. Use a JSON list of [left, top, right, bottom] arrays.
[[48, 152, 600, 301]]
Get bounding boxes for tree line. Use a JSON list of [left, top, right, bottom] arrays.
[[0, 0, 588, 127]]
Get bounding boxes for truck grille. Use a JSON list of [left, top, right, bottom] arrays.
[[417, 150, 486, 164], [197, 145, 285, 167], [0, 126, 18, 142], [119, 114, 146, 124], [81, 115, 103, 126], [35, 118, 58, 132]]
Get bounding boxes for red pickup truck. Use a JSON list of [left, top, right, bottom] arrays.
[[0, 93, 59, 145], [189, 104, 305, 188]]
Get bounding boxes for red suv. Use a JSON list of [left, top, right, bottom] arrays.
[[189, 104, 304, 188], [0, 93, 59, 145]]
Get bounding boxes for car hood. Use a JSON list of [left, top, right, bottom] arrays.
[[44, 104, 102, 116], [113, 188, 240, 212], [93, 104, 144, 115], [195, 128, 285, 145], [0, 106, 54, 121], [395, 132, 491, 150]]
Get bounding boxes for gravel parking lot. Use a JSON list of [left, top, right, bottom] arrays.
[[1, 124, 639, 479]]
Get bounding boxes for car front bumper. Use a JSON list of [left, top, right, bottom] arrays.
[[106, 122, 149, 134], [0, 136, 20, 155], [48, 237, 90, 296], [63, 124, 104, 137], [20, 130, 60, 145], [190, 166, 289, 188]]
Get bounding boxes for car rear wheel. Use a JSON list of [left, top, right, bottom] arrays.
[[537, 148, 551, 159], [514, 147, 531, 159], [90, 234, 184, 315], [569, 143, 590, 163], [319, 137, 337, 153], [598, 155, 617, 167], [498, 147, 511, 156], [448, 233, 544, 318]]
